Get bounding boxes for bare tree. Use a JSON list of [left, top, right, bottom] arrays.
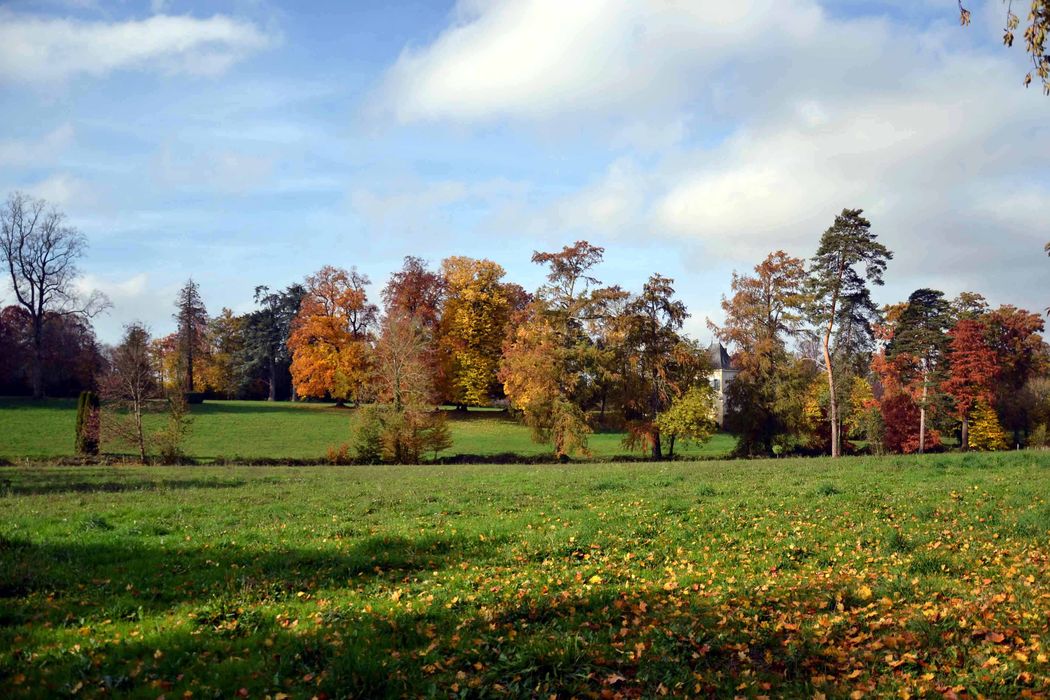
[[101, 323, 159, 462], [0, 192, 109, 398]]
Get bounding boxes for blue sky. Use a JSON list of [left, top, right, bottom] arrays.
[[1, 0, 1046, 344]]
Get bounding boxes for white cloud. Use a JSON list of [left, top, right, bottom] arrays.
[[0, 123, 74, 167], [0, 10, 274, 84], [374, 0, 824, 125], [153, 146, 276, 195], [24, 173, 94, 208]]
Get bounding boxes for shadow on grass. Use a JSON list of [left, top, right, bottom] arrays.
[[0, 477, 249, 497]]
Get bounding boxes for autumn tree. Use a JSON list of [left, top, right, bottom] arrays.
[[618, 274, 698, 458], [243, 283, 304, 401], [382, 256, 445, 332], [200, 308, 245, 398], [711, 250, 809, 455], [0, 192, 108, 398], [968, 398, 1009, 451], [101, 323, 159, 462], [501, 241, 619, 457], [808, 209, 892, 457], [887, 288, 952, 453], [941, 319, 998, 449], [359, 312, 451, 463], [983, 304, 1046, 442], [438, 257, 513, 407], [959, 1, 1050, 93], [289, 266, 377, 405], [173, 279, 209, 393]]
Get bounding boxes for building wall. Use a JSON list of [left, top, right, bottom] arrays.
[[708, 368, 739, 426]]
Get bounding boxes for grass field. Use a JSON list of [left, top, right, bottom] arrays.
[[2, 452, 1049, 697], [0, 398, 735, 462]]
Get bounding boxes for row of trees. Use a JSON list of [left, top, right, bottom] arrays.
[[715, 210, 1047, 456], [4, 190, 1047, 459], [170, 246, 716, 459]]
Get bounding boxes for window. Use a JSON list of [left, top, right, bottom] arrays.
[[711, 378, 720, 391]]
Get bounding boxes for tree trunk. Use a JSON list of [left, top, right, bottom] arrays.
[[668, 434, 676, 458], [31, 316, 44, 399], [919, 380, 928, 454], [961, 416, 969, 451], [651, 427, 662, 460], [822, 273, 841, 458], [267, 357, 277, 402], [822, 329, 839, 458], [134, 402, 146, 462]]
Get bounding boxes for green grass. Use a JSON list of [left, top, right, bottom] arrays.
[[1, 452, 1049, 697], [0, 398, 735, 461]]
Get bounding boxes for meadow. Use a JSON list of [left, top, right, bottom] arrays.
[[1, 452, 1049, 698], [0, 398, 735, 462]]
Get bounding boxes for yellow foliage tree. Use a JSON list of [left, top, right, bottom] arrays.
[[438, 256, 512, 407], [198, 308, 244, 398], [967, 398, 1008, 451], [289, 266, 377, 404]]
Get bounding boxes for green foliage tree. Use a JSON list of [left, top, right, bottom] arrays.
[[887, 288, 952, 453], [74, 390, 100, 456], [243, 283, 304, 401], [173, 279, 209, 394], [808, 209, 892, 457], [655, 384, 716, 456]]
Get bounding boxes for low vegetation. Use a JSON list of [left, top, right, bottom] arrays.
[[2, 452, 1048, 697]]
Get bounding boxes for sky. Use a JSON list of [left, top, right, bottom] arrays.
[[0, 0, 1046, 345]]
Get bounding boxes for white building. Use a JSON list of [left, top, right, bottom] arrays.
[[706, 342, 738, 426]]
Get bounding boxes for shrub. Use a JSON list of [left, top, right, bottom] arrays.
[[75, 391, 100, 456], [155, 393, 193, 465]]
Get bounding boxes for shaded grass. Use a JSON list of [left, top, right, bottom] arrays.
[[1, 452, 1048, 697], [0, 398, 735, 461]]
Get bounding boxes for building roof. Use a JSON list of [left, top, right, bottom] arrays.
[[706, 341, 734, 370]]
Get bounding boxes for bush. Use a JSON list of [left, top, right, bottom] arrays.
[[354, 406, 454, 464], [75, 391, 100, 456], [155, 393, 193, 464]]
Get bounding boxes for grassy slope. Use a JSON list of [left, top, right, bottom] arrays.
[[1, 452, 1049, 698], [0, 398, 735, 461]]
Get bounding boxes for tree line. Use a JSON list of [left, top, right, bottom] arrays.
[[3, 192, 1048, 460]]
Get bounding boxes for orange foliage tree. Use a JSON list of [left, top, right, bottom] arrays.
[[288, 266, 377, 404]]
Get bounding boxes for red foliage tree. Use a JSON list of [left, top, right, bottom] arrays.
[[940, 319, 998, 449]]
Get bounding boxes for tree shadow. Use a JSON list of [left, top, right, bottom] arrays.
[[0, 477, 248, 496]]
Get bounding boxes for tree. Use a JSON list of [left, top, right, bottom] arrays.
[[243, 283, 304, 401], [356, 314, 450, 464], [941, 319, 998, 449], [711, 250, 809, 455], [382, 256, 445, 332], [500, 310, 592, 458], [618, 274, 695, 458], [887, 288, 952, 453], [655, 384, 717, 456], [0, 192, 108, 398], [199, 308, 244, 398], [960, 1, 1050, 94], [438, 257, 513, 407], [173, 279, 208, 393], [983, 305, 1045, 442], [967, 398, 1008, 451], [288, 266, 377, 404], [372, 312, 434, 411], [75, 390, 100, 456], [808, 209, 892, 457], [101, 323, 159, 462], [500, 241, 617, 457]]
